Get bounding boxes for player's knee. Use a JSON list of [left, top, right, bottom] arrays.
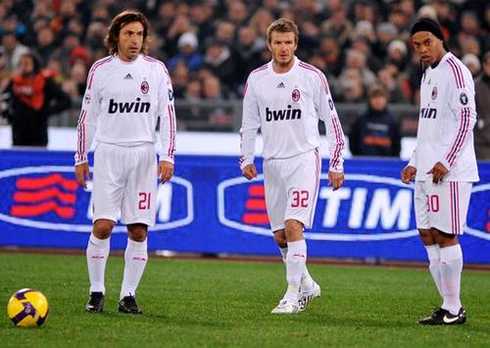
[[435, 230, 457, 247], [273, 230, 287, 246], [93, 219, 115, 239], [128, 224, 148, 242]]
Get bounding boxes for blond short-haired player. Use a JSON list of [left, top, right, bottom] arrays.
[[240, 18, 345, 314]]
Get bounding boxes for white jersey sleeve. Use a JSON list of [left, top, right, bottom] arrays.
[[156, 62, 176, 164], [315, 71, 345, 172], [440, 61, 477, 170], [239, 78, 261, 171], [75, 56, 111, 165]]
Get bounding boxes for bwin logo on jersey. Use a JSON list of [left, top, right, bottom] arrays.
[[420, 107, 437, 119], [265, 106, 301, 122], [108, 97, 150, 114]]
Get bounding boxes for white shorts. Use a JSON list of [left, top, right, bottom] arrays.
[[263, 149, 321, 231], [414, 181, 472, 235], [93, 143, 157, 226]]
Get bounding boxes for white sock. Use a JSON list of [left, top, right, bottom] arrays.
[[425, 244, 443, 298], [279, 245, 314, 293], [120, 238, 148, 300], [440, 244, 463, 315], [284, 240, 306, 302], [86, 233, 110, 294]]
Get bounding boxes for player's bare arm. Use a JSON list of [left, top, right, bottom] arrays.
[[401, 165, 416, 184], [242, 164, 258, 180], [158, 161, 174, 183], [427, 161, 449, 184], [75, 163, 90, 189], [328, 171, 344, 191]]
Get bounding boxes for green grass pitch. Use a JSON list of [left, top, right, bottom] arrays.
[[1, 252, 490, 347]]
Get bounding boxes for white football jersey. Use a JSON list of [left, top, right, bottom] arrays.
[[75, 54, 176, 165], [409, 52, 479, 182], [240, 57, 345, 172]]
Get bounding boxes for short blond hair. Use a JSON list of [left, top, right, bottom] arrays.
[[266, 18, 299, 44]]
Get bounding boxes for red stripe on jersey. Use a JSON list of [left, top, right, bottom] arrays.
[[446, 108, 470, 166], [243, 82, 248, 97], [167, 105, 176, 157], [76, 110, 86, 162], [308, 148, 321, 225], [250, 63, 268, 75], [446, 59, 461, 89], [331, 114, 344, 169], [88, 56, 113, 89], [298, 62, 329, 94], [455, 182, 460, 234], [448, 57, 465, 89], [450, 182, 455, 234], [143, 56, 171, 79]]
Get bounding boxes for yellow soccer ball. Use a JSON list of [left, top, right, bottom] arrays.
[[7, 288, 49, 327]]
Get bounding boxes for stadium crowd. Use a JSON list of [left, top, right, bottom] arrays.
[[0, 0, 489, 146]]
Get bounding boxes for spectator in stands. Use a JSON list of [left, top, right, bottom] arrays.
[[462, 53, 481, 77], [349, 85, 401, 157], [2, 52, 71, 146], [475, 52, 490, 160], [1, 30, 29, 72], [339, 68, 365, 103], [168, 32, 203, 72], [36, 27, 57, 67], [321, 6, 353, 48], [203, 40, 237, 92], [377, 65, 407, 103], [202, 75, 232, 130]]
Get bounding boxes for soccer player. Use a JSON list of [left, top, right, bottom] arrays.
[[401, 17, 479, 325], [74, 10, 176, 314], [239, 18, 345, 314]]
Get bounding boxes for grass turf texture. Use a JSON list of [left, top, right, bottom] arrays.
[[1, 253, 489, 347]]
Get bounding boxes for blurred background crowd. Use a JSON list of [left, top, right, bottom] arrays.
[[0, 0, 489, 156]]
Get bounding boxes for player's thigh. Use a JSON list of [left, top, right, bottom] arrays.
[[284, 149, 321, 229], [93, 144, 125, 222], [414, 181, 430, 230], [264, 159, 287, 231], [427, 181, 472, 235], [121, 145, 158, 226]]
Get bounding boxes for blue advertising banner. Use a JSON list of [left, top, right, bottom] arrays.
[[0, 149, 489, 263]]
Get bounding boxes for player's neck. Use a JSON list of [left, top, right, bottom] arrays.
[[272, 58, 295, 74], [431, 49, 447, 69], [118, 53, 139, 63]]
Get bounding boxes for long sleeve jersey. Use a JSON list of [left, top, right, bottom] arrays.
[[75, 54, 176, 165], [408, 52, 479, 182], [239, 57, 345, 172]]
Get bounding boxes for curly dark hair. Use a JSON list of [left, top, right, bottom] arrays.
[[104, 10, 150, 55]]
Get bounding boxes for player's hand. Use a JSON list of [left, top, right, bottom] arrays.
[[328, 171, 344, 191], [427, 162, 448, 184], [158, 161, 174, 183], [401, 165, 416, 184], [242, 164, 258, 180], [75, 163, 90, 189]]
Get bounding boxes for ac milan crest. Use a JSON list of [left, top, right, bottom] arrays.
[[459, 92, 468, 105], [431, 87, 438, 100], [292, 88, 300, 102], [141, 81, 149, 94]]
